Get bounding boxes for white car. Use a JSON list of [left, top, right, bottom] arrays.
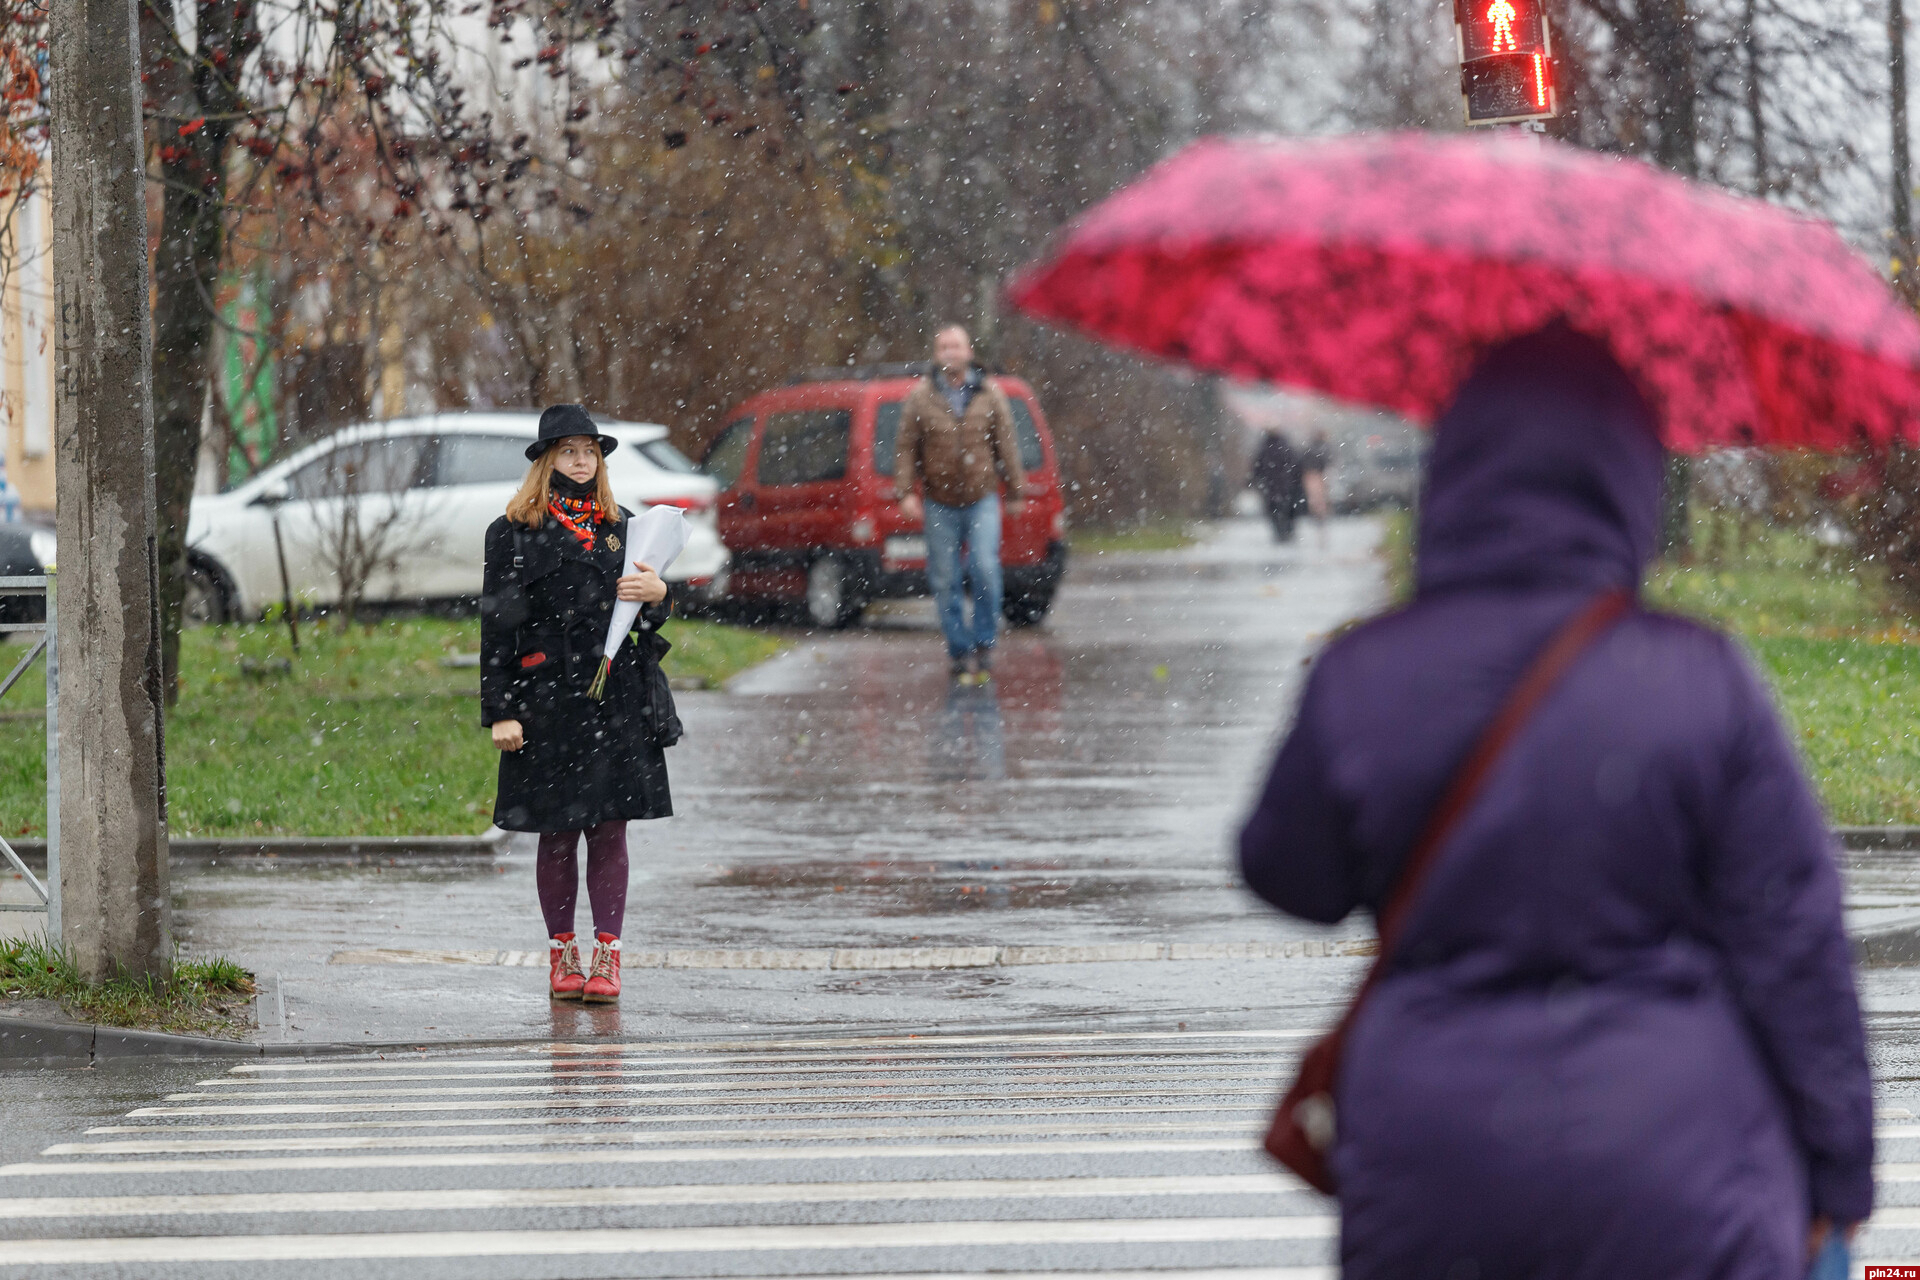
[[184, 411, 729, 623]]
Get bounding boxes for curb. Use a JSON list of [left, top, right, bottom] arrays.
[[3, 829, 1909, 865], [5, 832, 509, 866], [0, 1016, 381, 1065], [1838, 827, 1920, 852], [329, 939, 1382, 972]]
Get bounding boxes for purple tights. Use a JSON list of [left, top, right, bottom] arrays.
[[535, 820, 628, 939]]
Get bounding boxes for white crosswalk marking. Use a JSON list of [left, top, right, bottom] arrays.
[[2, 1029, 1915, 1278], [0, 1030, 1334, 1279]]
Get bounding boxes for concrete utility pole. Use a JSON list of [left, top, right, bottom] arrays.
[[50, 0, 171, 980]]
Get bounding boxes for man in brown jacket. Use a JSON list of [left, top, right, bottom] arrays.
[[894, 324, 1026, 683]]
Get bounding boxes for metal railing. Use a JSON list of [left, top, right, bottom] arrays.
[[0, 572, 56, 932]]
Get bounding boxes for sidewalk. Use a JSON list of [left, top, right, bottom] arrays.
[[85, 517, 1388, 1048]]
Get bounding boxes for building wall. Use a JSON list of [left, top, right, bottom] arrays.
[[2, 188, 54, 515]]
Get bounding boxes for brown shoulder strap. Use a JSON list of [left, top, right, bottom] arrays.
[[1372, 587, 1633, 958]]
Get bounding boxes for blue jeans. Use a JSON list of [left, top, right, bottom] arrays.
[[923, 494, 1002, 660]]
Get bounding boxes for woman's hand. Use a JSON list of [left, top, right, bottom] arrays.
[[491, 719, 524, 752], [617, 561, 667, 604]]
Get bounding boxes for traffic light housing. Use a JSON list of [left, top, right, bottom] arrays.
[[1455, 0, 1557, 125]]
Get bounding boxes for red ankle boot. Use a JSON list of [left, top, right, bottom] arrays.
[[549, 933, 585, 999], [582, 933, 621, 1003]]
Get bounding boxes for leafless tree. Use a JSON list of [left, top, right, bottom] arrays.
[[289, 435, 437, 629]]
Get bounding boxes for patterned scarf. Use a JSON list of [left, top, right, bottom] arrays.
[[546, 488, 604, 550]]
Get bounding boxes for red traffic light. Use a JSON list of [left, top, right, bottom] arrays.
[[1456, 0, 1546, 59], [1456, 0, 1557, 124]]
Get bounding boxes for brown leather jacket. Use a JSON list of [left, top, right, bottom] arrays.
[[892, 370, 1026, 508]]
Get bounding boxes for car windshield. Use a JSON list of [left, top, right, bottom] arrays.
[[701, 418, 753, 488]]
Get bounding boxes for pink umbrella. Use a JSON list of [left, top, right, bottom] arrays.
[[1006, 132, 1920, 452]]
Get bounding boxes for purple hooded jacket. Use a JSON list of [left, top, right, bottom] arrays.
[[1239, 325, 1873, 1279]]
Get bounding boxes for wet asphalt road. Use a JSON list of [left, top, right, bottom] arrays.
[[12, 515, 1920, 1275], [165, 515, 1389, 1046]]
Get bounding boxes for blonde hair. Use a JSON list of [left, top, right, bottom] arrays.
[[506, 441, 618, 528]]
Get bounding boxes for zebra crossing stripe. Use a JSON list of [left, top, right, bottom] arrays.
[[0, 1137, 1253, 1178], [44, 1118, 1257, 1157], [190, 1054, 1297, 1089], [481, 1271, 1334, 1280], [0, 1173, 1297, 1219], [83, 1100, 1273, 1138], [162, 1067, 1280, 1103], [218, 1028, 1322, 1071], [220, 1040, 1309, 1076], [126, 1083, 1282, 1119], [0, 1216, 1340, 1265]]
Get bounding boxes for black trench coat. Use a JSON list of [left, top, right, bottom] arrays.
[[480, 509, 677, 832]]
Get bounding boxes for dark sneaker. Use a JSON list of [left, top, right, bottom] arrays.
[[974, 650, 993, 683], [950, 656, 971, 683]]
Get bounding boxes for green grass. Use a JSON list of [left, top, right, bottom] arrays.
[[0, 934, 256, 1037], [1382, 509, 1920, 824], [0, 615, 785, 839], [1068, 519, 1199, 555], [1379, 508, 1415, 602], [1646, 518, 1920, 825]]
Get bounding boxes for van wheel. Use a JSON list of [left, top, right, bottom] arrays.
[[805, 555, 865, 630]]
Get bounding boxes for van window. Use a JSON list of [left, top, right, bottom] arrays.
[[873, 401, 904, 477], [1008, 399, 1046, 472], [701, 418, 754, 489], [757, 410, 850, 486], [876, 398, 1045, 476], [436, 434, 529, 486]]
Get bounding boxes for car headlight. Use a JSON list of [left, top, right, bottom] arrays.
[[27, 529, 55, 571]]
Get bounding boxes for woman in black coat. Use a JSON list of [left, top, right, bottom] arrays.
[[480, 405, 679, 1003]]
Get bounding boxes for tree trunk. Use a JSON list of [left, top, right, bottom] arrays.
[[151, 147, 228, 703], [143, 0, 246, 704], [1643, 0, 1700, 177], [1743, 0, 1770, 193], [1893, 0, 1917, 302]]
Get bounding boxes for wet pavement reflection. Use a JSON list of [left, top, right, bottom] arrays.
[[168, 517, 1395, 1041]]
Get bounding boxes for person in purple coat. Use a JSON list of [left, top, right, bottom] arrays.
[[1239, 324, 1872, 1279]]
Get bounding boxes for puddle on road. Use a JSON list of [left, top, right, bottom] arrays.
[[701, 858, 1152, 914], [822, 970, 1020, 999]]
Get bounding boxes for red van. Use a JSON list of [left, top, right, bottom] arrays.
[[701, 366, 1068, 628]]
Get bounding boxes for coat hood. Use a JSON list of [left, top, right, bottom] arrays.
[[1416, 322, 1664, 597]]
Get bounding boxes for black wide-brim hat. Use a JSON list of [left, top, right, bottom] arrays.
[[526, 404, 621, 462]]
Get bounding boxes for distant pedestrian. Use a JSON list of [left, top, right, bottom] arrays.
[[481, 405, 680, 1004], [894, 324, 1027, 684], [1240, 326, 1871, 1278], [1249, 430, 1302, 543], [1300, 428, 1332, 541]]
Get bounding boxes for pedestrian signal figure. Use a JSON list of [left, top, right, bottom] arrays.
[[893, 324, 1028, 685], [1239, 326, 1870, 1277], [1486, 0, 1519, 50], [480, 404, 682, 1004]]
